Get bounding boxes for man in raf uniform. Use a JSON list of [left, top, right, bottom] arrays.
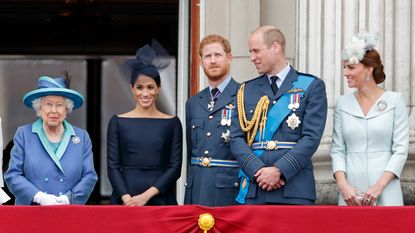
[[184, 34, 240, 206], [230, 26, 327, 205]]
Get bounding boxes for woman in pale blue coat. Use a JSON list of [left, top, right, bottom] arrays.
[[4, 75, 98, 205], [330, 33, 409, 206]]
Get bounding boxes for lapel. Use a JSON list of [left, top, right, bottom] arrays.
[[340, 91, 394, 119], [211, 78, 238, 113], [197, 88, 211, 113], [257, 74, 275, 99], [273, 66, 297, 101], [340, 94, 365, 118], [32, 119, 76, 174]]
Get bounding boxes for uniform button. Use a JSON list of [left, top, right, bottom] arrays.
[[209, 115, 213, 120], [250, 110, 254, 113], [204, 150, 209, 155], [234, 182, 239, 187], [59, 192, 63, 195], [184, 182, 188, 187], [44, 178, 49, 182], [192, 125, 195, 129], [207, 132, 211, 137], [273, 100, 276, 104], [59, 178, 64, 182]]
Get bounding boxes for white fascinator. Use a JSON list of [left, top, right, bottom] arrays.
[[342, 32, 379, 64]]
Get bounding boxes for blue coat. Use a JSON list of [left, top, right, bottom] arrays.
[[4, 119, 98, 205], [184, 78, 240, 206], [230, 67, 327, 204]]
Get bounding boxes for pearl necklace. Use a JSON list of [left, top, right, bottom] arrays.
[[45, 125, 64, 143]]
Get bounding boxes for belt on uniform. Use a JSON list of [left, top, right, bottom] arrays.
[[251, 140, 297, 150], [191, 157, 239, 167]]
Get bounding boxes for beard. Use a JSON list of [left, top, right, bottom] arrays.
[[203, 64, 230, 82]]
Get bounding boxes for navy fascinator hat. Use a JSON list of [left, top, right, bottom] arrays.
[[123, 39, 171, 86]]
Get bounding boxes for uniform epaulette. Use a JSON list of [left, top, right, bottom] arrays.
[[241, 74, 266, 85], [297, 72, 319, 79]]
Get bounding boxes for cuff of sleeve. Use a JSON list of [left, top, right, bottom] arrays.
[[64, 191, 74, 204], [384, 168, 401, 179], [241, 153, 265, 179], [275, 153, 300, 181], [331, 160, 346, 175]]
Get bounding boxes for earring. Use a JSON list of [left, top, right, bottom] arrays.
[[365, 76, 370, 81]]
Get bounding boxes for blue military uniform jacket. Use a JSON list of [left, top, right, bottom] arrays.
[[5, 119, 98, 205], [185, 78, 240, 206], [230, 67, 327, 205]]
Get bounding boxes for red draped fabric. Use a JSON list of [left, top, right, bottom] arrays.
[[0, 205, 414, 233]]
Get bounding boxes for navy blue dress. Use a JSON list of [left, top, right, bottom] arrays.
[[107, 115, 182, 205]]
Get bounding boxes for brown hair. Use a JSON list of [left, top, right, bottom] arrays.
[[199, 34, 231, 57], [252, 26, 286, 52], [361, 48, 386, 84], [263, 28, 286, 52]]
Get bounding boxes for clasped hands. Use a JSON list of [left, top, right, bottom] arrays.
[[121, 193, 150, 206], [254, 166, 285, 191], [339, 182, 379, 206], [33, 191, 70, 205]]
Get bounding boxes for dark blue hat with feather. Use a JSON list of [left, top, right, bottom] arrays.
[[124, 39, 170, 87]]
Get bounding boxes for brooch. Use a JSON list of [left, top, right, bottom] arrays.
[[71, 136, 80, 144], [376, 100, 387, 112]]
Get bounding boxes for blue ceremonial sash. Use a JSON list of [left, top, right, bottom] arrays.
[[236, 75, 314, 204]]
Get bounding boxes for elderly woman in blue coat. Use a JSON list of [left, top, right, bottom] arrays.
[[4, 75, 98, 205]]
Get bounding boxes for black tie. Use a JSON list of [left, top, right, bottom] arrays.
[[211, 88, 220, 102], [270, 76, 279, 95]]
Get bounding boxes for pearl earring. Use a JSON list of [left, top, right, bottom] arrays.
[[365, 76, 370, 81]]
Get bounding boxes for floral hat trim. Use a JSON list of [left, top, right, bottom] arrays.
[[342, 32, 378, 64]]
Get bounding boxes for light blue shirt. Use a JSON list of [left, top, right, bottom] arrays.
[[267, 64, 291, 88], [209, 74, 232, 94]]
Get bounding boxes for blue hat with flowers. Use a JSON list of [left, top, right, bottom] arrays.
[[23, 76, 84, 109]]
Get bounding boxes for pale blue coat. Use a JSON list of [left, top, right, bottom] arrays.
[[5, 119, 98, 205], [330, 91, 409, 206]]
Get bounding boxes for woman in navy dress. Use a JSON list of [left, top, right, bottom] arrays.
[[107, 41, 182, 206]]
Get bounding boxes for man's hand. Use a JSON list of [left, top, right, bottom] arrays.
[[254, 166, 285, 191]]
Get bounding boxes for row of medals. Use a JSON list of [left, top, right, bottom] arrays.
[[208, 99, 233, 143]]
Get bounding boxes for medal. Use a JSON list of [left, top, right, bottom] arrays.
[[221, 109, 227, 125], [226, 103, 235, 110], [226, 104, 233, 126], [376, 100, 387, 112], [221, 105, 234, 126], [288, 93, 301, 111], [221, 129, 231, 143], [208, 100, 215, 111], [286, 113, 301, 130], [221, 118, 227, 126]]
